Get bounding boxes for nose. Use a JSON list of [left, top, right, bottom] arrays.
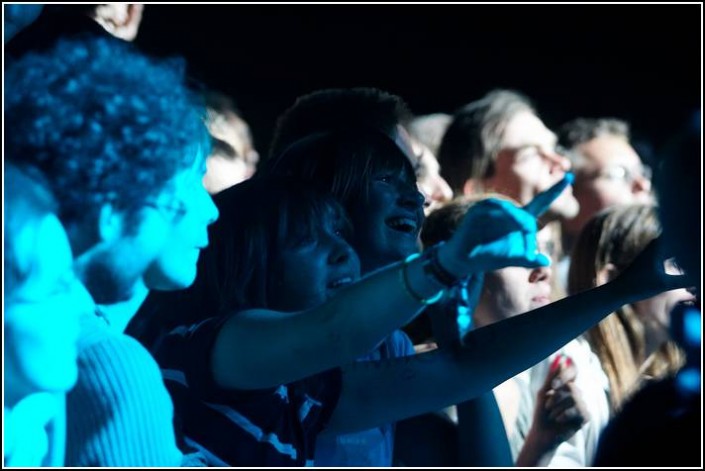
[[631, 174, 652, 199], [528, 264, 552, 284], [328, 234, 357, 267], [544, 149, 572, 174], [399, 182, 426, 211], [201, 188, 219, 225], [430, 175, 453, 204]]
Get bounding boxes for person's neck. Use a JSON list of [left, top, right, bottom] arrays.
[[472, 302, 509, 329], [472, 311, 493, 329], [97, 280, 149, 332]]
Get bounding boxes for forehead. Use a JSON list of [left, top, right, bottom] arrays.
[[577, 134, 642, 169], [501, 110, 557, 149], [11, 215, 72, 296]]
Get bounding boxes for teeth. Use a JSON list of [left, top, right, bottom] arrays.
[[387, 217, 417, 233], [330, 277, 353, 289]]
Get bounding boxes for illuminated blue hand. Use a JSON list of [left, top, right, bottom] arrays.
[[440, 174, 574, 275], [523, 172, 574, 217]]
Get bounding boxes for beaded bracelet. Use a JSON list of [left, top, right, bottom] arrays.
[[400, 252, 445, 305]]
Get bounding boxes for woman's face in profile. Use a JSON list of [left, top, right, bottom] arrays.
[[5, 214, 94, 403]]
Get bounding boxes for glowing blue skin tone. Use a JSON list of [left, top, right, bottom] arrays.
[[440, 173, 575, 282], [140, 164, 220, 291], [5, 214, 94, 404], [4, 214, 94, 467], [72, 161, 219, 311]]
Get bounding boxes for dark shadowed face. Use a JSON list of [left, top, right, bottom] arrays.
[[348, 160, 426, 274], [268, 207, 361, 311]]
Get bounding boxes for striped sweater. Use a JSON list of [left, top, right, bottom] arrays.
[[65, 312, 195, 466]]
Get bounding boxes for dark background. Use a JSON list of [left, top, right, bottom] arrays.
[[134, 4, 701, 161]]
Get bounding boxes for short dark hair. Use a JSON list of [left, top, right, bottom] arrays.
[[420, 199, 472, 248], [5, 36, 210, 227], [558, 118, 630, 149], [269, 87, 411, 158], [438, 89, 534, 194], [262, 88, 415, 208]]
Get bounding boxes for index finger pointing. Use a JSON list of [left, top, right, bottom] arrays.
[[523, 172, 574, 218]]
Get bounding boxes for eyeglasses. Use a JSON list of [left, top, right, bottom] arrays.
[[144, 199, 189, 218], [596, 164, 652, 184], [506, 144, 568, 164]]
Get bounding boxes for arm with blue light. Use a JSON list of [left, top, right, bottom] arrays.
[[210, 180, 563, 391], [323, 192, 692, 436]]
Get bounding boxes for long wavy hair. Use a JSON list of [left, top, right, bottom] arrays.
[[568, 204, 684, 411]]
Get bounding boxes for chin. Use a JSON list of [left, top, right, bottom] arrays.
[[555, 196, 580, 220], [165, 273, 197, 290], [145, 265, 198, 291], [37, 364, 79, 394]]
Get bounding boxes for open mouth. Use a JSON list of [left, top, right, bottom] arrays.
[[385, 216, 418, 235]]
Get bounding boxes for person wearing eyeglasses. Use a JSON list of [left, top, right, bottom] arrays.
[[557, 118, 653, 288], [5, 36, 218, 466], [438, 89, 579, 225]]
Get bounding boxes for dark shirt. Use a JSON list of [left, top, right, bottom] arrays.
[[155, 317, 342, 467], [593, 375, 701, 467]]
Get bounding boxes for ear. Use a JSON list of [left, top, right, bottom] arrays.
[[97, 203, 125, 244], [595, 262, 619, 286], [123, 4, 144, 31], [462, 178, 479, 196]]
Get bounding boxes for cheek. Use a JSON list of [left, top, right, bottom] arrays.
[[276, 268, 325, 310], [5, 312, 78, 391], [148, 216, 205, 282], [146, 249, 200, 290], [592, 181, 634, 207], [133, 219, 172, 261]]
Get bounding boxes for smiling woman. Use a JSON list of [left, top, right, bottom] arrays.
[[127, 168, 569, 466]]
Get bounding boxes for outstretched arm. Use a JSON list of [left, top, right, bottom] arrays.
[[323, 239, 690, 434], [210, 179, 575, 391]]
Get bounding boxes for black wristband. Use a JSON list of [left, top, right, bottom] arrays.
[[425, 243, 460, 288]]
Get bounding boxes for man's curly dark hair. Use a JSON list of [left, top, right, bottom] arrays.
[[4, 35, 210, 226]]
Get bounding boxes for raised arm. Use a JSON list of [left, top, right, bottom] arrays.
[[210, 179, 573, 391], [323, 237, 690, 434]]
